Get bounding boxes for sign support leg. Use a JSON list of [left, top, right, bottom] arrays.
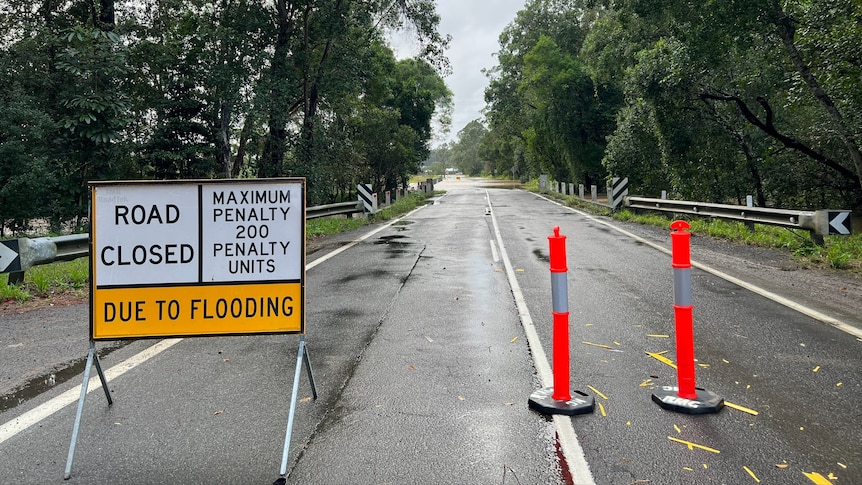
[[276, 335, 317, 482], [64, 341, 112, 480], [302, 338, 318, 400]]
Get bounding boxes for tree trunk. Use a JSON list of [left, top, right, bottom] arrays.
[[773, 4, 862, 193], [231, 114, 254, 178], [219, 100, 231, 178], [260, 0, 297, 178]]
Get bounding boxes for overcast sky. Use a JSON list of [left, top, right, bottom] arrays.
[[390, 0, 527, 147]]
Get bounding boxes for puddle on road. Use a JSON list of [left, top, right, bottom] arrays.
[[374, 234, 414, 258], [533, 249, 550, 263], [1, 340, 131, 413], [373, 235, 408, 244]]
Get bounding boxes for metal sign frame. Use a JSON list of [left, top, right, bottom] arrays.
[[89, 178, 306, 339], [66, 178, 316, 481]]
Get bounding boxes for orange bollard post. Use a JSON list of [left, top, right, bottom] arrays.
[[528, 227, 594, 416], [652, 221, 724, 414]]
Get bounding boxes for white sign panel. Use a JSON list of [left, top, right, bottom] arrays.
[[94, 184, 199, 286]]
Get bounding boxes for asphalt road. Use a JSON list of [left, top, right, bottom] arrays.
[[0, 177, 860, 484]]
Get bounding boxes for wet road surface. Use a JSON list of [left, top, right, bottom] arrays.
[[0, 177, 860, 484]]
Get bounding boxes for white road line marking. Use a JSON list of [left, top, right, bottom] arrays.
[[489, 239, 500, 262], [1, 208, 429, 446], [535, 192, 862, 340], [487, 190, 596, 485], [0, 338, 183, 445]]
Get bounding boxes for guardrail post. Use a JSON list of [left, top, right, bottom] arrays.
[[590, 185, 597, 202], [745, 195, 755, 232], [579, 184, 584, 199], [7, 271, 24, 285]]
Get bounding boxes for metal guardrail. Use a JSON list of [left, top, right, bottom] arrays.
[[544, 178, 851, 243], [626, 196, 816, 229], [624, 196, 851, 242], [306, 200, 363, 220], [2, 200, 367, 284]]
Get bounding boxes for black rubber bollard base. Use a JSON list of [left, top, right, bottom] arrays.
[[651, 386, 724, 414], [528, 388, 595, 416]]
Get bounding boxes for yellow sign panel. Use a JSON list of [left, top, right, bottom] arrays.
[[89, 179, 305, 340], [92, 283, 302, 339]]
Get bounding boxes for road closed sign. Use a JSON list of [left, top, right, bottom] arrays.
[[90, 179, 305, 340]]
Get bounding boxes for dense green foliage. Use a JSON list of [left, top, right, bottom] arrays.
[[0, 0, 451, 234], [475, 0, 862, 210]]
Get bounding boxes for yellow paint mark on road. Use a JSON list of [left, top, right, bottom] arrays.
[[668, 436, 720, 454], [743, 466, 761, 482], [582, 341, 614, 350], [724, 401, 759, 416], [803, 471, 832, 485], [646, 351, 678, 369], [588, 385, 608, 400]]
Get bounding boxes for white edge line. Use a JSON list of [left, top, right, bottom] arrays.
[[0, 338, 183, 445], [489, 239, 500, 262], [487, 189, 596, 485], [533, 192, 862, 340], [0, 206, 431, 446]]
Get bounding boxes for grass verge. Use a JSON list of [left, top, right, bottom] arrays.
[[608, 207, 860, 271], [534, 188, 861, 272]]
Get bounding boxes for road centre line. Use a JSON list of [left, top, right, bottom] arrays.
[[486, 190, 596, 485], [0, 207, 428, 448], [534, 193, 862, 340]]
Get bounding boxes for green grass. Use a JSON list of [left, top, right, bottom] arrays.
[[611, 209, 862, 271], [306, 216, 366, 238], [532, 182, 861, 272], [1, 257, 90, 301], [0, 191, 436, 303]]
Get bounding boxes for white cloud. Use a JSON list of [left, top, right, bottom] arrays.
[[391, 1, 527, 147]]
